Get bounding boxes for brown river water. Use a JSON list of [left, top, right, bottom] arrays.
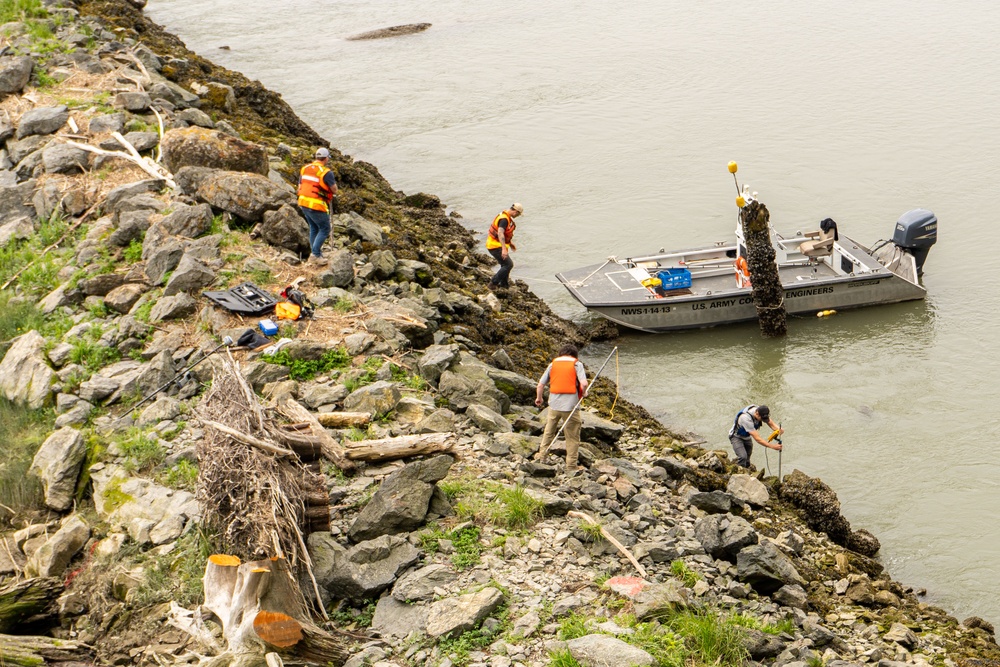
[[147, 0, 1000, 625]]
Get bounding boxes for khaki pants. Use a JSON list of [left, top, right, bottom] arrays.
[[537, 408, 582, 467]]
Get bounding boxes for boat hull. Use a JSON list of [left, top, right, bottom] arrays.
[[563, 273, 925, 333]]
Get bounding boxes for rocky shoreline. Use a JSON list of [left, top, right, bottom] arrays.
[[1, 1, 998, 666]]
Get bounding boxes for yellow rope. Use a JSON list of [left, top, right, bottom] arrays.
[[609, 347, 620, 419]]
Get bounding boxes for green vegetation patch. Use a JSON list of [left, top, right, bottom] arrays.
[[115, 427, 166, 474], [160, 459, 198, 491], [419, 524, 482, 570], [670, 559, 702, 588], [0, 398, 54, 526], [0, 0, 48, 22], [262, 347, 351, 381]]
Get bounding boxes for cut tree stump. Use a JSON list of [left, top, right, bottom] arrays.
[[343, 433, 454, 462], [199, 554, 350, 667], [0, 633, 91, 665], [0, 577, 63, 632]]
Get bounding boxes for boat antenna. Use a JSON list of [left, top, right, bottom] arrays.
[[728, 162, 746, 209]]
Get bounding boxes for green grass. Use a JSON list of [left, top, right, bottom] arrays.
[[389, 363, 427, 390], [670, 560, 702, 587], [160, 460, 198, 491], [729, 612, 795, 636], [0, 211, 76, 296], [132, 298, 155, 323], [0, 0, 47, 22], [557, 612, 591, 640], [332, 297, 355, 313], [419, 524, 483, 570], [665, 611, 749, 666], [131, 527, 214, 607], [123, 239, 144, 263], [68, 326, 120, 372], [489, 485, 544, 530], [548, 650, 582, 667], [0, 398, 53, 526], [263, 347, 351, 381], [116, 428, 166, 474], [329, 600, 376, 629], [437, 597, 509, 666]]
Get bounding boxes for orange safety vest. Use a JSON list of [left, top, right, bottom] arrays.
[[297, 161, 335, 213], [486, 212, 516, 250], [549, 356, 581, 396]]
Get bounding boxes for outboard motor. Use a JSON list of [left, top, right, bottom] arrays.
[[892, 209, 937, 276]]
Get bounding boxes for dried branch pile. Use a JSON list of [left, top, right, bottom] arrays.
[[196, 354, 327, 565]]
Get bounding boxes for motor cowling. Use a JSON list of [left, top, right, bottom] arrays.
[[892, 208, 937, 275]]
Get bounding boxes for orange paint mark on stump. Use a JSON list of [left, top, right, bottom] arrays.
[[253, 610, 303, 648]]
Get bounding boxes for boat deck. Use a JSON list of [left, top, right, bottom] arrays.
[[557, 235, 894, 307]]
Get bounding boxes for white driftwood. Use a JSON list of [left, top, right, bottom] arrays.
[[343, 433, 454, 462], [568, 510, 647, 577], [66, 139, 176, 189], [167, 601, 223, 653]]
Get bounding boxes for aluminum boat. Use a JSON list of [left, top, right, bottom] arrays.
[[556, 208, 937, 333]]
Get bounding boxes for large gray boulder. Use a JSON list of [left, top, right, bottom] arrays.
[[343, 381, 401, 415], [0, 56, 34, 95], [149, 293, 197, 322], [391, 563, 457, 602], [16, 106, 69, 138], [113, 91, 152, 112], [176, 166, 295, 222], [689, 490, 736, 514], [736, 539, 806, 594], [317, 249, 355, 287], [163, 254, 216, 296], [416, 344, 459, 385], [145, 239, 185, 285], [42, 143, 90, 174], [260, 204, 309, 254], [335, 211, 384, 244], [347, 455, 454, 542], [24, 515, 90, 578], [694, 513, 758, 562], [466, 403, 512, 433], [0, 331, 55, 409], [30, 427, 86, 512], [0, 180, 38, 225], [91, 464, 199, 532], [727, 474, 769, 506], [566, 634, 654, 667], [371, 596, 428, 638], [161, 127, 268, 175], [104, 179, 164, 213], [310, 533, 419, 600], [425, 587, 504, 638], [104, 283, 147, 314], [158, 202, 214, 238]]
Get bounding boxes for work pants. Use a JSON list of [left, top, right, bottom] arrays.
[[730, 434, 753, 468], [538, 408, 582, 468], [488, 247, 514, 287], [300, 206, 331, 258]]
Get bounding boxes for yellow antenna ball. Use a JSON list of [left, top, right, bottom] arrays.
[[736, 195, 746, 208], [728, 161, 738, 174]]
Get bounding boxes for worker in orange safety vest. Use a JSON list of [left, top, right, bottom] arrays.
[[533, 344, 589, 472], [486, 202, 523, 290], [297, 147, 339, 264]]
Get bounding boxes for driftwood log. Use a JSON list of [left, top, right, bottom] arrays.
[[0, 634, 91, 665], [277, 399, 356, 474], [740, 198, 787, 337], [0, 577, 63, 632], [198, 554, 350, 667], [314, 412, 371, 428], [343, 433, 454, 462]]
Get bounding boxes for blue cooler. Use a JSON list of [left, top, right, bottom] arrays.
[[656, 268, 692, 290], [259, 319, 279, 336]]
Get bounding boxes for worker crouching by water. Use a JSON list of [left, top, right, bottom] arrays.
[[533, 345, 589, 472], [297, 147, 339, 265], [486, 203, 523, 290], [729, 404, 783, 469]]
